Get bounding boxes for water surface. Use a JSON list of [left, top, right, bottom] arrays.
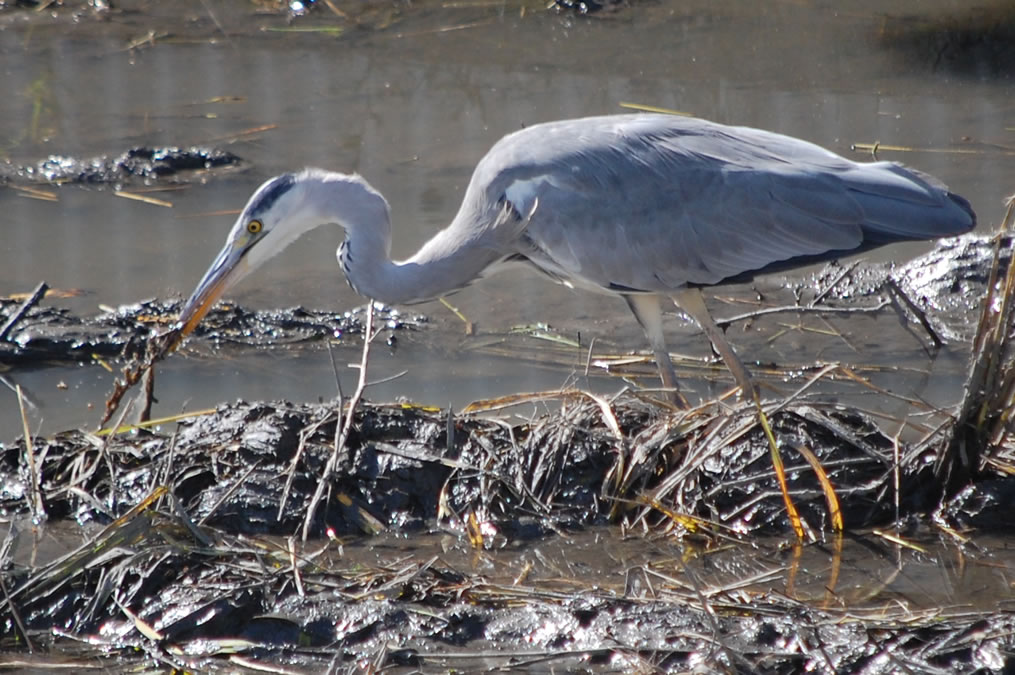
[[1, 0, 1010, 433]]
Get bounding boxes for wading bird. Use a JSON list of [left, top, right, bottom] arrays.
[[175, 114, 975, 403]]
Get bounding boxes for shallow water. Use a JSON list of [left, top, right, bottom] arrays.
[[8, 518, 1013, 624], [1, 0, 1011, 434]]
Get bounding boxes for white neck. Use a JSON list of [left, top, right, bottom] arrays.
[[298, 170, 505, 305]]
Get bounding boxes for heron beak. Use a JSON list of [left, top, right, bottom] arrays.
[[176, 239, 250, 339]]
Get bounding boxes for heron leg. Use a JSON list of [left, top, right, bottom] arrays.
[[671, 287, 757, 399], [624, 294, 689, 408]]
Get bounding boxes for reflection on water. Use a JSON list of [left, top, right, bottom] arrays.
[[297, 527, 1015, 614], [8, 519, 1010, 617], [2, 0, 1012, 433]]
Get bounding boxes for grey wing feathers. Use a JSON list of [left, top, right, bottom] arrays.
[[476, 114, 974, 291]]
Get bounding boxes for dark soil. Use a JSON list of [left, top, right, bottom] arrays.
[[2, 392, 1014, 672]]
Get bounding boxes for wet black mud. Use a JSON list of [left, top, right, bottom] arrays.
[[798, 233, 1008, 343], [3, 393, 1015, 671], [1, 146, 242, 186], [0, 296, 417, 366]]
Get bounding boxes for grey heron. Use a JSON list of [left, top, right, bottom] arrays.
[[175, 113, 975, 403]]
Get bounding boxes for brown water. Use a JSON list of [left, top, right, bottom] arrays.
[[1, 0, 1011, 435]]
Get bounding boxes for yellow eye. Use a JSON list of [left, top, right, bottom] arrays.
[[247, 220, 263, 234]]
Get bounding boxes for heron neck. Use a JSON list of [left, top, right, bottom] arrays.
[[345, 223, 502, 305], [300, 171, 502, 305]]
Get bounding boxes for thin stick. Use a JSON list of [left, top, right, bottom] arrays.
[[719, 298, 890, 328], [302, 301, 377, 541], [893, 425, 903, 529], [288, 536, 305, 598], [811, 261, 860, 307], [280, 329, 347, 520], [885, 278, 943, 348], [0, 281, 48, 342]]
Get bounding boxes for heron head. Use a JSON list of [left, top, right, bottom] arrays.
[[176, 172, 309, 338]]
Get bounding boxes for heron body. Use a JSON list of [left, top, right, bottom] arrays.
[[177, 114, 975, 402]]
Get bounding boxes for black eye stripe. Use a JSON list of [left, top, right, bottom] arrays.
[[250, 173, 296, 215]]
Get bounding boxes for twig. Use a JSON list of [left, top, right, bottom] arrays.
[[719, 298, 890, 328], [288, 536, 305, 598], [811, 261, 860, 307], [302, 301, 377, 541], [279, 411, 331, 521], [892, 426, 903, 529], [100, 329, 176, 429], [197, 459, 263, 526], [139, 363, 156, 424], [885, 277, 943, 348], [0, 281, 48, 342]]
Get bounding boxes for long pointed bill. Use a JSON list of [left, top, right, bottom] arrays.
[[174, 239, 251, 342]]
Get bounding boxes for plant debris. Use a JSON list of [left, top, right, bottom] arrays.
[[2, 389, 1015, 671]]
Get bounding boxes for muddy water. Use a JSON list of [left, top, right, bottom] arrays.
[[1, 0, 1011, 435], [9, 519, 1014, 621]]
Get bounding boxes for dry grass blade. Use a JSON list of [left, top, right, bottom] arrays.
[[95, 408, 217, 436], [641, 497, 728, 536], [850, 141, 1013, 156], [752, 393, 806, 539], [462, 389, 582, 413], [871, 529, 928, 553], [113, 190, 173, 208], [439, 296, 473, 333], [617, 102, 693, 116], [116, 598, 164, 641], [791, 443, 843, 531], [9, 184, 58, 201]]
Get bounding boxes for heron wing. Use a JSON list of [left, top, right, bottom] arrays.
[[475, 114, 973, 292]]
